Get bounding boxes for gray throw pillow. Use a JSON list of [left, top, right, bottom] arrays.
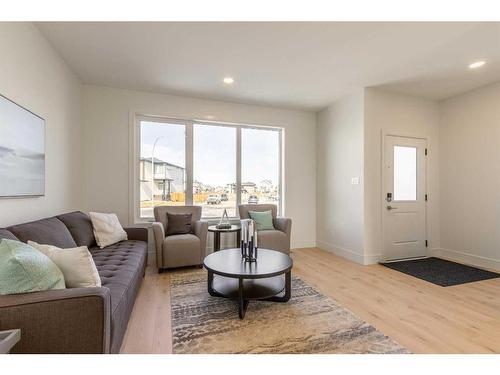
[[166, 213, 192, 236]]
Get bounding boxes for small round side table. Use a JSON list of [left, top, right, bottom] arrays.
[[208, 225, 241, 252]]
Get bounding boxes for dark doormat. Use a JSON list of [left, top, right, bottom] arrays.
[[381, 257, 500, 287]]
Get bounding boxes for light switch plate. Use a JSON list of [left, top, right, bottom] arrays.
[[351, 177, 360, 185]]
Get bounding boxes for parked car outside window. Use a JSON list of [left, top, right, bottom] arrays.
[[248, 195, 259, 204], [207, 194, 222, 205]]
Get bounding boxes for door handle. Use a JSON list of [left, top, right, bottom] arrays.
[[387, 206, 398, 210]]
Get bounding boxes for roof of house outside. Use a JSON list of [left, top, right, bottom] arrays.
[[140, 157, 184, 170]]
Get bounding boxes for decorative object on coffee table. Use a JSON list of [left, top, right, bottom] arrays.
[[203, 248, 292, 319], [215, 209, 231, 229], [208, 225, 240, 252], [240, 219, 258, 262], [0, 329, 21, 354], [238, 204, 291, 254]]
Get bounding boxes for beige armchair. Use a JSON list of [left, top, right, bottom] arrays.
[[152, 206, 208, 272], [238, 204, 291, 254]]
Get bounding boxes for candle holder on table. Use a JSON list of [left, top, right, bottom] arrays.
[[240, 219, 258, 262]]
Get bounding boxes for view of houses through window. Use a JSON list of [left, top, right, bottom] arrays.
[[138, 117, 282, 219]]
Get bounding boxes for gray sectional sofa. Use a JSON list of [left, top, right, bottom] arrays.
[[0, 211, 148, 354]]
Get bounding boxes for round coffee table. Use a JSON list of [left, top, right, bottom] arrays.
[[203, 248, 293, 319]]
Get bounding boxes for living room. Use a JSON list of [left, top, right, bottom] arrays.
[[1, 1, 500, 373]]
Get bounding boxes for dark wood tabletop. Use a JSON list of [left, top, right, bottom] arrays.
[[203, 248, 293, 279], [208, 225, 241, 232]]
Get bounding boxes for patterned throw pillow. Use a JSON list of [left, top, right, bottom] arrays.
[[0, 239, 65, 295]]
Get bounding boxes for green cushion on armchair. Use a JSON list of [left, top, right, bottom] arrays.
[[0, 239, 65, 295], [248, 210, 275, 231]]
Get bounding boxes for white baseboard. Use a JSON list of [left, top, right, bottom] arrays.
[[363, 253, 383, 265], [431, 248, 500, 272], [316, 241, 382, 265], [291, 241, 316, 249], [316, 241, 362, 265]]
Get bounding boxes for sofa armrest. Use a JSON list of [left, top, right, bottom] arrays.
[[151, 222, 165, 269], [0, 287, 111, 353], [124, 226, 148, 242], [194, 220, 209, 259]]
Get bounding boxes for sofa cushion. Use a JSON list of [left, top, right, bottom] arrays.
[[249, 210, 275, 230], [89, 212, 128, 249], [89, 240, 147, 353], [8, 217, 77, 249], [29, 241, 101, 288], [0, 239, 66, 295], [0, 228, 18, 241], [57, 211, 97, 248]]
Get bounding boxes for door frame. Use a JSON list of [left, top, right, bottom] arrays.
[[380, 130, 429, 262]]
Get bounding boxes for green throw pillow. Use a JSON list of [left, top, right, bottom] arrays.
[[0, 239, 65, 295], [248, 210, 275, 231]]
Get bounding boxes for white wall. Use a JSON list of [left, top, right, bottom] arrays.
[[0, 23, 82, 227], [81, 85, 317, 249], [436, 82, 500, 270], [316, 91, 365, 263], [364, 88, 440, 263]]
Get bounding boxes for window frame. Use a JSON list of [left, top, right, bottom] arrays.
[[132, 114, 283, 223]]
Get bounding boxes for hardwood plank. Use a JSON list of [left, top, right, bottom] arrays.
[[121, 248, 500, 354]]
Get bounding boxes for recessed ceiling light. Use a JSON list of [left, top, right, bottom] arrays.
[[469, 61, 486, 69], [223, 77, 234, 84]]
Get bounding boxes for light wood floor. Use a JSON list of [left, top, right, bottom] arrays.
[[120, 248, 500, 354]]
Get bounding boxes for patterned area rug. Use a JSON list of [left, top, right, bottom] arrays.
[[170, 271, 408, 354]]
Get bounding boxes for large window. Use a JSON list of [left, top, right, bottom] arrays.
[[139, 120, 186, 219], [193, 124, 237, 217], [137, 116, 282, 220], [242, 128, 281, 207]]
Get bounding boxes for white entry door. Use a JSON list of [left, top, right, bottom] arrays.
[[383, 135, 427, 261]]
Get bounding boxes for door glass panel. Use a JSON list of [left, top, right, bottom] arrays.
[[393, 145, 417, 201]]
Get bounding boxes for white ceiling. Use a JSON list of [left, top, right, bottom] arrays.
[[36, 22, 500, 111]]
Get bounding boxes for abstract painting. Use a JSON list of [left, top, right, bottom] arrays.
[[0, 94, 45, 197]]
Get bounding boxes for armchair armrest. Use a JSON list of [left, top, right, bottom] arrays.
[[0, 287, 111, 353], [193, 220, 209, 259], [124, 226, 148, 242], [274, 217, 292, 236], [151, 222, 165, 270]]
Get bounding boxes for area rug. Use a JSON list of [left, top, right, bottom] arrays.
[[170, 271, 408, 354], [382, 257, 500, 287]]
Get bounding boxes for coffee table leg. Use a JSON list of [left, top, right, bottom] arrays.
[[207, 270, 216, 296], [238, 278, 249, 319], [283, 271, 292, 302], [267, 271, 292, 303]]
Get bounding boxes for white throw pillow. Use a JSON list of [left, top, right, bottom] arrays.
[[88, 212, 128, 249], [28, 241, 101, 288]]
